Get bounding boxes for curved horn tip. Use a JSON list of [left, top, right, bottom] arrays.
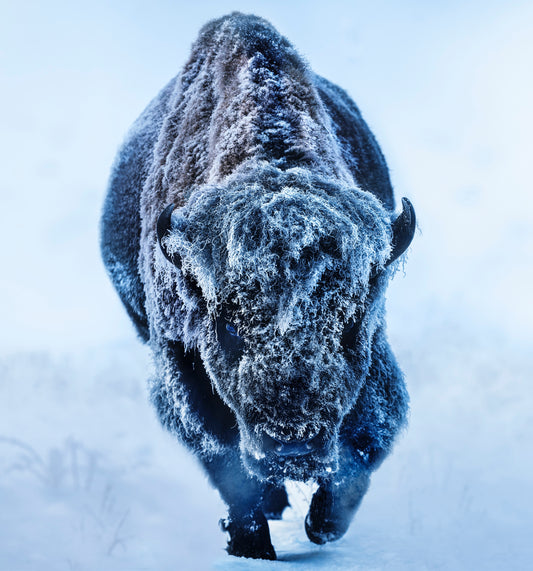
[[387, 197, 416, 266], [400, 197, 416, 230], [157, 204, 180, 267], [156, 203, 176, 244]]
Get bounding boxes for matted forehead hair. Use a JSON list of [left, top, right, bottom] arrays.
[[159, 166, 392, 331], [219, 168, 392, 318]]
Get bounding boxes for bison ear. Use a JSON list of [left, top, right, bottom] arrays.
[[157, 203, 182, 268], [386, 197, 416, 266]]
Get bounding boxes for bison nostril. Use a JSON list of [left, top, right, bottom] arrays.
[[261, 432, 319, 457]]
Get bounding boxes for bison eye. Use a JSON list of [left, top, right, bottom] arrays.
[[341, 318, 360, 349], [226, 323, 239, 337], [216, 317, 245, 360]]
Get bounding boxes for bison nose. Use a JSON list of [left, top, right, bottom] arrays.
[[261, 432, 321, 457]]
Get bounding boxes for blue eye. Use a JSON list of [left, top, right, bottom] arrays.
[[226, 323, 239, 337], [217, 318, 245, 359]]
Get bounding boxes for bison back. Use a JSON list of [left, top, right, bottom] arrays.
[[100, 79, 177, 342]]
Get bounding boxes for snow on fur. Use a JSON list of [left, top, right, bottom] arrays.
[[103, 15, 411, 537], [111, 13, 407, 483], [99, 11, 415, 559], [153, 165, 395, 474]]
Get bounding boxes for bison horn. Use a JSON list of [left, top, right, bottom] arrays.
[[386, 197, 416, 266], [157, 203, 181, 267]]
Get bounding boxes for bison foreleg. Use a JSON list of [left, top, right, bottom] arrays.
[[153, 341, 279, 559], [305, 330, 409, 544], [220, 509, 276, 560], [261, 481, 290, 520], [202, 452, 277, 560], [218, 480, 288, 559], [305, 471, 370, 545]]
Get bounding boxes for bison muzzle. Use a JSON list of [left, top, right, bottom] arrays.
[[101, 12, 416, 560]]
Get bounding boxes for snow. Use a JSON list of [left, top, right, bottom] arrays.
[[1, 0, 532, 569]]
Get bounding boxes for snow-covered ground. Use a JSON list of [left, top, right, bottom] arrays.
[[1, 1, 532, 569]]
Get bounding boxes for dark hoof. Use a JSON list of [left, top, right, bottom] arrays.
[[305, 511, 346, 545], [262, 483, 290, 520], [305, 475, 370, 545], [220, 510, 277, 560], [304, 485, 351, 545]]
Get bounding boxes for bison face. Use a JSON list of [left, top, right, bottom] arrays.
[[156, 168, 414, 481], [206, 268, 390, 480], [211, 311, 363, 480]]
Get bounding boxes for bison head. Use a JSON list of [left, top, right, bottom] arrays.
[[155, 167, 414, 480]]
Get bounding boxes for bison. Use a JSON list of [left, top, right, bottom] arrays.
[[100, 12, 415, 560]]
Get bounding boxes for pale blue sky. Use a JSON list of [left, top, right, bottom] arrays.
[[0, 0, 531, 352]]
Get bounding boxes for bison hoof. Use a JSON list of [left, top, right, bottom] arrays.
[[305, 512, 347, 545], [304, 485, 350, 545], [262, 483, 290, 520], [220, 510, 276, 560]]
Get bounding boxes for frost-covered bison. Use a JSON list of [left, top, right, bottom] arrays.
[[101, 13, 415, 560]]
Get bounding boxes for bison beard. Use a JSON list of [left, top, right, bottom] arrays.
[[100, 12, 415, 560]]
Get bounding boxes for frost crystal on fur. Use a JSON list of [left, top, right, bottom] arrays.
[[101, 12, 413, 559]]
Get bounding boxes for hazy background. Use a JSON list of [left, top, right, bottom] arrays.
[[1, 1, 532, 569]]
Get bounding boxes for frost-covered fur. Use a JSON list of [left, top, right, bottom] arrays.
[[155, 166, 397, 478], [101, 12, 411, 560]]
